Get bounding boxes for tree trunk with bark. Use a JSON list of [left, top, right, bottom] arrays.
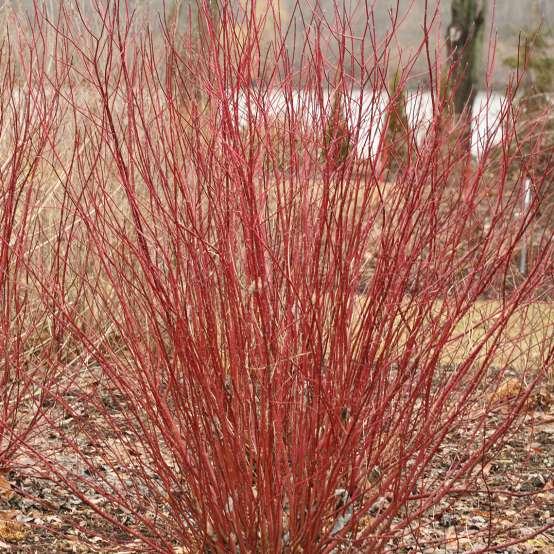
[[446, 0, 486, 117]]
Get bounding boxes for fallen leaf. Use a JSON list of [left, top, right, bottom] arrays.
[[490, 378, 524, 405], [0, 475, 14, 502], [0, 510, 17, 521], [524, 537, 550, 548], [488, 378, 542, 412], [358, 515, 376, 529], [0, 519, 27, 542], [476, 462, 493, 477]]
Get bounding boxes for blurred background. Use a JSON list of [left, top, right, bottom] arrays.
[[2, 0, 552, 88]]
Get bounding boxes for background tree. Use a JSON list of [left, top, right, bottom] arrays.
[[504, 1, 554, 112], [503, 0, 554, 228], [382, 66, 410, 177], [446, 0, 486, 117]]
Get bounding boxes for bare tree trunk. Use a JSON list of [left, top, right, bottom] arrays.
[[446, 0, 486, 118]]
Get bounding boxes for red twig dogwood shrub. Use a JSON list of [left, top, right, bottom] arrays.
[[0, 10, 68, 469], [15, 0, 553, 551]]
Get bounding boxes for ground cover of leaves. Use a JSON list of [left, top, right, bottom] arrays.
[[1, 374, 553, 554]]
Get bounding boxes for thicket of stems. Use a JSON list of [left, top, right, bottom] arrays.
[[0, 1, 551, 552]]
